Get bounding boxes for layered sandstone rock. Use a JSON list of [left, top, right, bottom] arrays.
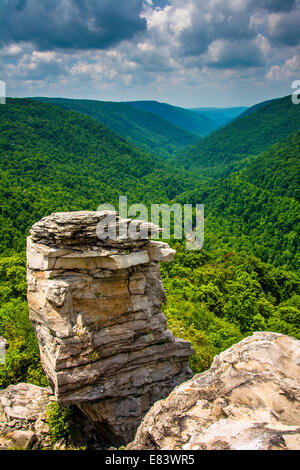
[[26, 211, 193, 444], [128, 332, 300, 450]]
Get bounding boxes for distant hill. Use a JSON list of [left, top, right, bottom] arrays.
[[180, 95, 300, 177], [236, 98, 275, 119], [123, 100, 217, 136], [1, 95, 298, 267], [32, 97, 199, 158], [190, 107, 247, 127], [177, 130, 300, 268]]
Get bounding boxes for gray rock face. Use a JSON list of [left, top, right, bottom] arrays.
[[0, 383, 55, 449], [128, 332, 300, 450], [0, 336, 8, 364], [26, 211, 194, 444]]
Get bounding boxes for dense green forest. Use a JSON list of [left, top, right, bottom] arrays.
[[162, 246, 300, 372], [181, 95, 300, 178], [0, 98, 198, 253], [177, 131, 300, 269], [33, 97, 200, 158], [0, 96, 299, 390]]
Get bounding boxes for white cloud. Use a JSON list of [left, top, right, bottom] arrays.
[[0, 44, 23, 56], [267, 53, 300, 80], [1, 0, 300, 105]]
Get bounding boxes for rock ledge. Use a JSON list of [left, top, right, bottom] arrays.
[[26, 211, 194, 444], [128, 332, 300, 450]]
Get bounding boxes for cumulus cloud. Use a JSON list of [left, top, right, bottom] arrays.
[[267, 53, 300, 80], [0, 0, 146, 50], [4, 50, 67, 81], [1, 0, 300, 105], [177, 1, 257, 58]]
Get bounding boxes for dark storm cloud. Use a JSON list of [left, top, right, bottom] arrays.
[[179, 23, 209, 56], [268, 7, 300, 46], [178, 2, 257, 58], [207, 40, 265, 69], [0, 0, 147, 50], [177, 0, 299, 67]]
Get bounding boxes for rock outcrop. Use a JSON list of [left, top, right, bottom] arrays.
[[26, 211, 194, 444], [0, 383, 104, 450], [0, 336, 8, 364], [128, 332, 300, 450]]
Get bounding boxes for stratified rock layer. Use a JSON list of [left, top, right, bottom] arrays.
[[26, 211, 193, 444], [128, 332, 300, 450]]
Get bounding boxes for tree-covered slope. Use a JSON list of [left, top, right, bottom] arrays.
[[32, 97, 199, 158], [242, 131, 300, 200], [1, 97, 298, 267], [0, 97, 299, 390], [190, 107, 247, 127], [177, 131, 300, 269], [0, 98, 196, 253], [181, 95, 300, 177], [237, 98, 275, 119], [124, 100, 216, 136]]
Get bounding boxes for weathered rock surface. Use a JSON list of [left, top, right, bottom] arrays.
[[0, 383, 104, 450], [128, 332, 300, 450], [0, 383, 55, 449], [26, 211, 194, 444], [0, 336, 8, 364]]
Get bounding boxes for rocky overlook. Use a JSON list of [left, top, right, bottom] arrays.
[[26, 211, 194, 445], [129, 332, 300, 450]]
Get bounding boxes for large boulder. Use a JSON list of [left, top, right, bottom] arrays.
[[26, 211, 194, 445], [128, 332, 300, 450]]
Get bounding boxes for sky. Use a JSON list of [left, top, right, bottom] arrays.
[[0, 0, 300, 107]]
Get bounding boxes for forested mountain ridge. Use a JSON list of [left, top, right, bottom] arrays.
[[32, 97, 199, 158], [237, 98, 275, 119], [123, 100, 217, 136], [177, 130, 300, 269], [190, 107, 247, 127], [242, 130, 300, 200], [181, 95, 300, 177], [0, 98, 197, 253]]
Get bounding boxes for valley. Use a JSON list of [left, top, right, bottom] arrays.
[[0, 94, 299, 393]]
